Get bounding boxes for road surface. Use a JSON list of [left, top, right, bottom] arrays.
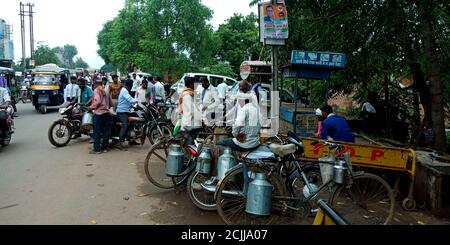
[[0, 103, 221, 225]]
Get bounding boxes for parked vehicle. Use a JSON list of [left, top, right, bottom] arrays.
[[49, 101, 172, 148], [170, 73, 238, 95], [48, 102, 92, 147]]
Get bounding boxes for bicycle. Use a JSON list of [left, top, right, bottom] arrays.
[[215, 139, 395, 225], [144, 123, 219, 190]]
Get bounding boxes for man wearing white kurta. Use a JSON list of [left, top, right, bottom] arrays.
[[197, 78, 220, 126]]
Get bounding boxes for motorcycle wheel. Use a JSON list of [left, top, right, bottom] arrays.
[[148, 123, 173, 145], [48, 121, 72, 147]]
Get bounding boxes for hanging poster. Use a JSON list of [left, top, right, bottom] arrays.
[[259, 1, 289, 40]]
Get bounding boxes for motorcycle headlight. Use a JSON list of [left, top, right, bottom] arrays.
[[59, 108, 67, 114], [53, 90, 58, 95]]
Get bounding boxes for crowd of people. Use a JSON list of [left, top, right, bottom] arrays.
[[54, 72, 171, 154]]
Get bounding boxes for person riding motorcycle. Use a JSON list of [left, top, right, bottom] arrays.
[[116, 79, 139, 150]]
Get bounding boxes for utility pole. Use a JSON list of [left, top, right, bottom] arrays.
[[19, 2, 26, 72], [29, 3, 35, 61], [19, 2, 35, 71]]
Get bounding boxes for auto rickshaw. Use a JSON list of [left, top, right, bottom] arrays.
[[0, 66, 18, 112], [30, 64, 69, 114]]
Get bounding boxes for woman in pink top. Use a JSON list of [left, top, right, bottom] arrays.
[[89, 80, 113, 154]]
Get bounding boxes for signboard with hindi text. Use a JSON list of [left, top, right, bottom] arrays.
[[291, 51, 346, 70]]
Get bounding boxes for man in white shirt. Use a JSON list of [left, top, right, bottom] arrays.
[[216, 80, 228, 100], [154, 76, 166, 104], [179, 77, 202, 147], [135, 80, 149, 104], [197, 78, 220, 126], [131, 73, 140, 97], [64, 76, 81, 103]]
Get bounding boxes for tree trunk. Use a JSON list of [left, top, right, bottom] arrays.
[[418, 0, 447, 151], [410, 63, 432, 124]]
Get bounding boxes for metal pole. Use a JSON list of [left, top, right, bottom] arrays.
[[20, 2, 26, 72], [271, 45, 278, 92], [29, 3, 35, 62], [293, 71, 299, 135]]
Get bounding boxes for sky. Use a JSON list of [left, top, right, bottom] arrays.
[[0, 0, 257, 69]]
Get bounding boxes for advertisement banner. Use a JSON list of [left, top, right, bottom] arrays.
[[259, 1, 289, 40]]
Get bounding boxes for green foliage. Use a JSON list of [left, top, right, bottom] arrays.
[[215, 13, 264, 74], [198, 62, 237, 78], [97, 0, 218, 78], [100, 64, 115, 73], [74, 57, 89, 69], [34, 44, 60, 66]]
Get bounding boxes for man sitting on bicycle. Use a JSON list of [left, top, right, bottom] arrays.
[[203, 91, 262, 186], [217, 92, 261, 152]]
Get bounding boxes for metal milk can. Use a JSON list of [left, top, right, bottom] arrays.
[[165, 144, 185, 176], [217, 147, 237, 180], [245, 173, 273, 216], [196, 147, 212, 175]]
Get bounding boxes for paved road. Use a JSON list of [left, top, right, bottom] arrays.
[[0, 103, 221, 225], [1, 104, 449, 225]]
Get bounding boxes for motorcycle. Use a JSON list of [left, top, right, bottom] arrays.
[[48, 102, 92, 147], [0, 106, 14, 147], [48, 102, 172, 148], [109, 103, 172, 147]]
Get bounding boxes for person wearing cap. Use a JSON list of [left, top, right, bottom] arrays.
[[320, 105, 355, 143], [314, 108, 324, 138], [218, 92, 262, 151], [201, 92, 262, 187], [89, 80, 113, 154]]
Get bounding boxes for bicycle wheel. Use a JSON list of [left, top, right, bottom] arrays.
[[148, 123, 173, 145], [330, 173, 395, 225], [187, 172, 217, 211], [216, 165, 287, 225], [144, 139, 190, 189]]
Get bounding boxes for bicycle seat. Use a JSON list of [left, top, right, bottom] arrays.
[[269, 144, 297, 157], [128, 117, 144, 123], [243, 145, 276, 160]]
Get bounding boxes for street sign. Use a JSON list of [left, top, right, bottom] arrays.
[[15, 72, 23, 77], [291, 51, 346, 70], [29, 59, 35, 67], [240, 62, 251, 80]]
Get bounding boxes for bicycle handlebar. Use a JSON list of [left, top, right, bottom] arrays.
[[311, 140, 342, 150]]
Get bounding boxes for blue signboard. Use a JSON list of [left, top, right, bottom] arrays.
[[291, 50, 346, 70]]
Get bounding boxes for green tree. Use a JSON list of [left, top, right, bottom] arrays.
[[199, 62, 237, 78], [34, 44, 60, 66], [215, 13, 264, 74], [100, 64, 115, 73], [250, 0, 449, 150], [97, 0, 218, 80], [74, 57, 89, 69], [63, 45, 78, 68]]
